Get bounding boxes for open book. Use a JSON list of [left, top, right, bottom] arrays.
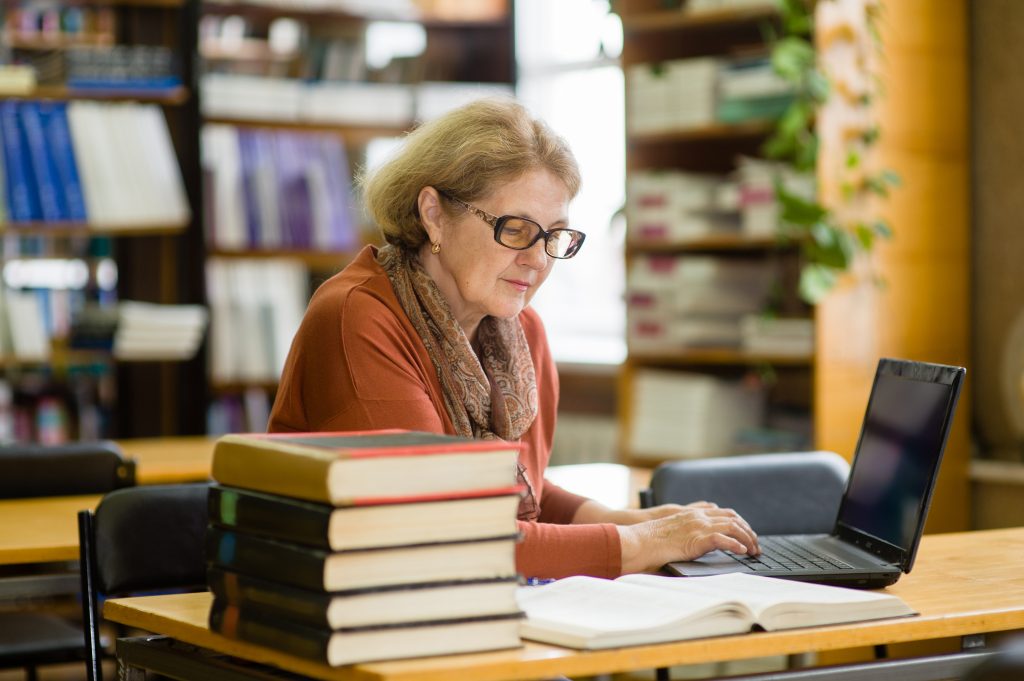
[[517, 572, 916, 649]]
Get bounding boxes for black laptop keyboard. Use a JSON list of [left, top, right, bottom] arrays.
[[727, 536, 855, 571]]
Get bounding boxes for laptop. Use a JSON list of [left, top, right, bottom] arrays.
[[667, 358, 965, 589]]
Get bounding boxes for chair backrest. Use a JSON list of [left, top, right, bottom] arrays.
[[0, 442, 135, 499], [645, 451, 850, 535], [78, 483, 210, 681]]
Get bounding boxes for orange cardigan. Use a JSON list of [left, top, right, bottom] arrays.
[[268, 246, 621, 578]]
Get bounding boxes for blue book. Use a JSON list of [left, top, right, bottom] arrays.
[[0, 101, 41, 221], [319, 134, 359, 251], [236, 128, 263, 247], [19, 101, 66, 222], [39, 102, 87, 222]]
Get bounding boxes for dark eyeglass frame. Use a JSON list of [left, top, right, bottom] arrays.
[[437, 189, 586, 259]]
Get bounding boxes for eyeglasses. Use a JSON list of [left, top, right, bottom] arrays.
[[438, 190, 586, 259]]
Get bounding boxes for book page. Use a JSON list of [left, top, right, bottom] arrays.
[[517, 575, 752, 649], [618, 573, 914, 630]]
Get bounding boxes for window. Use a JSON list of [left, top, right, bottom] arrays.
[[516, 0, 625, 365]]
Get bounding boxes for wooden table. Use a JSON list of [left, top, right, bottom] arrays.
[[104, 527, 1024, 681], [0, 494, 100, 566], [115, 436, 216, 485]]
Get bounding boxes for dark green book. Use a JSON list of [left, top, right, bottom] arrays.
[[208, 484, 521, 551], [207, 566, 519, 630], [209, 598, 523, 666], [205, 526, 518, 592]]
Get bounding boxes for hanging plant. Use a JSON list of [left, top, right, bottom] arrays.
[[762, 0, 899, 304]]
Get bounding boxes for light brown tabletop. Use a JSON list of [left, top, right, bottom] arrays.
[[115, 436, 216, 485], [0, 494, 100, 565], [104, 527, 1024, 681]]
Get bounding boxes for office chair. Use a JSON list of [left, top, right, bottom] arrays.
[[0, 441, 135, 499], [639, 450, 850, 535], [78, 483, 210, 681], [639, 451, 850, 681], [0, 441, 136, 681]]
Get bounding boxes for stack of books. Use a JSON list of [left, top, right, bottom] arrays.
[[206, 430, 526, 666], [628, 368, 765, 460], [627, 255, 776, 352], [112, 301, 209, 361]]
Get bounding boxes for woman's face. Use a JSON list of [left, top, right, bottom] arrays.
[[418, 169, 571, 339]]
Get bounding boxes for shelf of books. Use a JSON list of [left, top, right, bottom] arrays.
[[0, 0, 207, 441], [614, 0, 815, 467], [200, 0, 515, 434]]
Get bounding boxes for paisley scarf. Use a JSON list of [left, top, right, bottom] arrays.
[[377, 244, 539, 519]]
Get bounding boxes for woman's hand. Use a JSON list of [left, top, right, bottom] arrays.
[[617, 503, 760, 574]]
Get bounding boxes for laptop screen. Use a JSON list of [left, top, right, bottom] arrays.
[[835, 359, 964, 569]]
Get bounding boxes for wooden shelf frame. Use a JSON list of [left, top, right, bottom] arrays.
[[6, 85, 190, 105], [626, 234, 799, 253], [628, 348, 813, 367], [628, 120, 775, 145], [1, 223, 189, 238], [201, 116, 410, 144], [621, 5, 779, 33], [207, 248, 359, 271]]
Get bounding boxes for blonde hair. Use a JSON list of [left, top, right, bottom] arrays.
[[359, 98, 581, 251]]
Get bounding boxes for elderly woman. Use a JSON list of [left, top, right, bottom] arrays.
[[268, 98, 758, 579]]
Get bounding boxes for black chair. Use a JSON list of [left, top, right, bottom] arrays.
[[639, 450, 850, 535], [0, 441, 136, 681], [0, 441, 135, 499], [78, 483, 209, 681]]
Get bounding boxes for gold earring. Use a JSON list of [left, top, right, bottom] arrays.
[[430, 242, 441, 254]]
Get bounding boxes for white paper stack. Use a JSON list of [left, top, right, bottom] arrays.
[[736, 157, 817, 237], [205, 258, 308, 384], [113, 301, 209, 361], [629, 368, 765, 460], [627, 256, 775, 351], [628, 58, 718, 134], [67, 101, 191, 229], [201, 74, 305, 121], [626, 170, 738, 244], [741, 315, 815, 356]]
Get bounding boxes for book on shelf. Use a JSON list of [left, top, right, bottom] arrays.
[[517, 572, 915, 650], [1, 100, 42, 222], [207, 566, 520, 630], [205, 527, 519, 592], [204, 258, 308, 384], [208, 598, 523, 667], [65, 100, 190, 228], [210, 430, 522, 505], [111, 300, 209, 361], [208, 483, 522, 551], [628, 369, 765, 460]]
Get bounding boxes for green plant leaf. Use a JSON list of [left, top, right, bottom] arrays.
[[776, 181, 827, 225], [855, 222, 875, 249], [873, 220, 893, 239], [772, 37, 815, 81], [799, 263, 838, 304], [793, 132, 818, 171], [861, 126, 880, 145], [845, 150, 860, 168], [806, 223, 854, 269], [807, 70, 830, 102], [762, 132, 795, 159], [777, 0, 813, 37], [881, 169, 902, 187], [864, 174, 890, 197]]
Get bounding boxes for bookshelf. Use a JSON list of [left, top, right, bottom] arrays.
[[614, 1, 814, 466], [199, 0, 516, 433], [0, 0, 206, 441]]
